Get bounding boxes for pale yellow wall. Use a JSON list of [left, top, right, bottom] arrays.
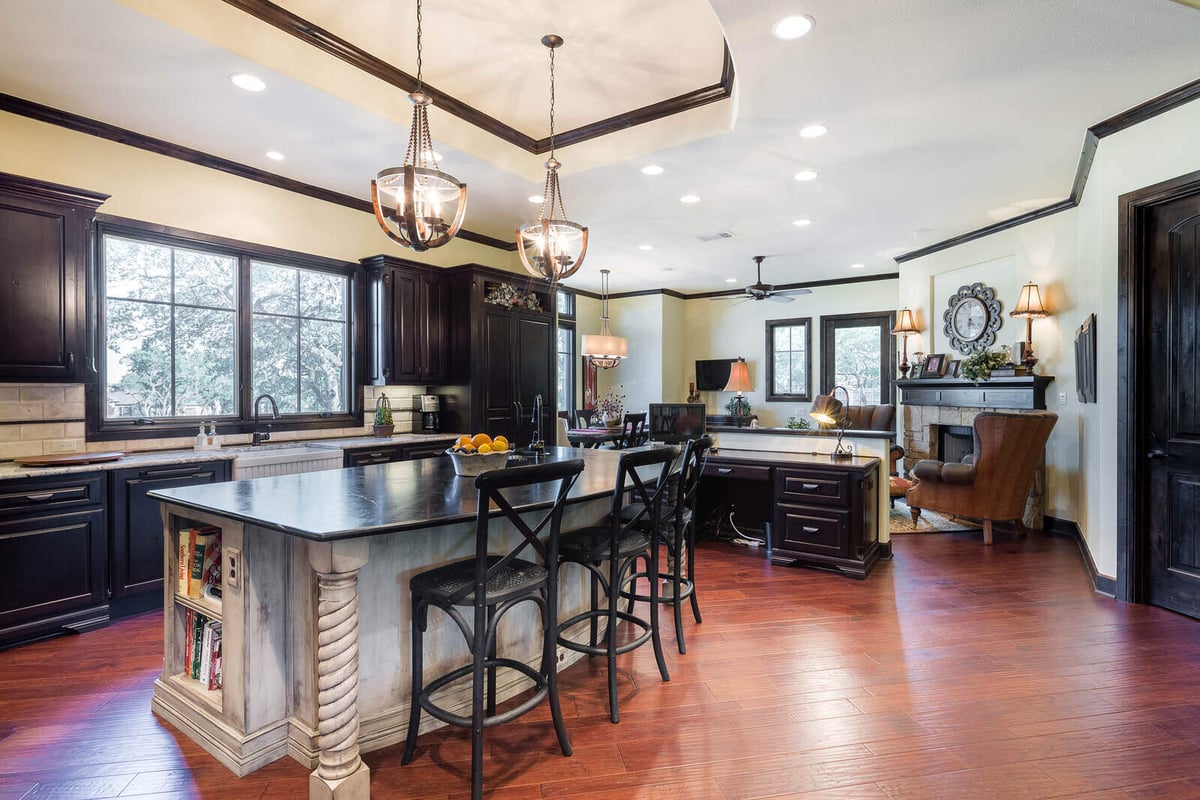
[[0, 111, 518, 271], [682, 279, 900, 427], [661, 295, 687, 402], [600, 294, 666, 414], [900, 98, 1200, 579]]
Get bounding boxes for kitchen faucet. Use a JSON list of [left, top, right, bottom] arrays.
[[252, 394, 279, 445], [529, 394, 545, 452]]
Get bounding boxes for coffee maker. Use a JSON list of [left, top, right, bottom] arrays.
[[417, 395, 440, 433]]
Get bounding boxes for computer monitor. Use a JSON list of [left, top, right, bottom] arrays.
[[648, 403, 706, 444]]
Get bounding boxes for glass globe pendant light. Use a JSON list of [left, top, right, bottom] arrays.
[[370, 0, 467, 251], [517, 34, 588, 283]]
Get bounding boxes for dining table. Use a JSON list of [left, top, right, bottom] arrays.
[[566, 426, 623, 448]]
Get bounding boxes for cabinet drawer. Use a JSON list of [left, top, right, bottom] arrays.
[[776, 505, 848, 556], [345, 446, 405, 467], [0, 473, 105, 518], [777, 469, 849, 506], [403, 441, 455, 460], [702, 462, 772, 482]]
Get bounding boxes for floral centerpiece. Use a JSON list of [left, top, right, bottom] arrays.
[[596, 387, 626, 427], [960, 348, 1010, 382], [483, 282, 543, 312]]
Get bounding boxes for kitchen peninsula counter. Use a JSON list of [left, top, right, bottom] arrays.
[[148, 447, 642, 800]]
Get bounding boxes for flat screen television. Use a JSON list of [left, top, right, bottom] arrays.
[[694, 358, 735, 391], [648, 403, 706, 444]]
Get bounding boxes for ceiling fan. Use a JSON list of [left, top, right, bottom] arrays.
[[713, 255, 813, 303]]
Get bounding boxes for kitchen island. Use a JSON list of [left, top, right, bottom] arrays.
[[148, 446, 636, 800]]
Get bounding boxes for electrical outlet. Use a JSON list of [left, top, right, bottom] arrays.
[[225, 547, 241, 589], [1059, 392, 1067, 403], [45, 440, 80, 453], [557, 646, 568, 664]]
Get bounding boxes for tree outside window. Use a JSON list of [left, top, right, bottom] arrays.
[[819, 312, 897, 405]]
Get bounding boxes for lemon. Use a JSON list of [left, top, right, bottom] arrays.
[[470, 433, 492, 449], [457, 435, 471, 448], [493, 435, 508, 450], [478, 443, 493, 454]]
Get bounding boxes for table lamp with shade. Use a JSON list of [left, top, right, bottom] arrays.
[[1010, 282, 1049, 370], [809, 386, 854, 460], [891, 308, 920, 379], [724, 357, 752, 427]]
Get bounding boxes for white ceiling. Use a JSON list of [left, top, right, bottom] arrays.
[[1, 0, 1198, 293]]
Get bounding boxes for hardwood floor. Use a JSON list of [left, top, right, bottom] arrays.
[[3, 529, 1200, 799]]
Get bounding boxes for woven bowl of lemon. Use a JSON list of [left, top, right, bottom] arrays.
[[446, 433, 511, 477]]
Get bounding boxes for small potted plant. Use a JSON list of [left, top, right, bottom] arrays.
[[960, 349, 1009, 382], [373, 393, 394, 438]]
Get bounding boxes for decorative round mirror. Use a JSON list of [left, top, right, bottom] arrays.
[[943, 282, 1002, 355]]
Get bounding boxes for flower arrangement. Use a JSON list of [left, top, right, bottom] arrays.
[[483, 282, 543, 312], [786, 414, 811, 430], [596, 387, 625, 424], [960, 349, 1010, 382]]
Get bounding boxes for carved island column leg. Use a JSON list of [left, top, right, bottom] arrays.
[[307, 540, 371, 800]]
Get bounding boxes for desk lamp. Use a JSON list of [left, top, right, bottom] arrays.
[[809, 385, 853, 460], [723, 357, 752, 427]]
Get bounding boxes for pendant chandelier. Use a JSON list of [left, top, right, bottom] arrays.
[[370, 0, 467, 251], [516, 34, 588, 283], [581, 269, 627, 369]]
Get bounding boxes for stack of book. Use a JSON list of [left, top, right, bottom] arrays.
[[183, 608, 222, 690], [176, 526, 222, 606]]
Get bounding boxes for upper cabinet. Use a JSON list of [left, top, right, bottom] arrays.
[[0, 173, 108, 382], [363, 255, 448, 385]]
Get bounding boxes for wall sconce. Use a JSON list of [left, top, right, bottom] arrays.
[[723, 357, 752, 427], [891, 308, 920, 379], [810, 386, 853, 460], [1010, 282, 1049, 371]]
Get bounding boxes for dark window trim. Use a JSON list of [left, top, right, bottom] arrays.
[[88, 216, 365, 441], [556, 287, 577, 320], [818, 311, 897, 405], [765, 317, 813, 402], [557, 319, 576, 413]]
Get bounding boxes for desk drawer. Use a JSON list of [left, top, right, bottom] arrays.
[[703, 462, 772, 482], [777, 468, 849, 506], [776, 504, 848, 556]]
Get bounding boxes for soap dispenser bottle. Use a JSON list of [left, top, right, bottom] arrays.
[[194, 423, 206, 450], [207, 421, 220, 448]]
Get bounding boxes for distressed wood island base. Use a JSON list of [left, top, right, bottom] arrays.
[[149, 447, 626, 800]]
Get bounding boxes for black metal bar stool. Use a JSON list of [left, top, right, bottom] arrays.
[[621, 435, 712, 653], [556, 447, 675, 723], [401, 458, 585, 800]]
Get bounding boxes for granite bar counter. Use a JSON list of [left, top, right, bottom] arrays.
[[147, 447, 648, 800]]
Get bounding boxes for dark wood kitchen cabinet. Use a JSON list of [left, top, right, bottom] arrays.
[[0, 472, 108, 646], [108, 460, 231, 616], [0, 173, 108, 382], [434, 266, 556, 446], [342, 438, 457, 467], [363, 255, 447, 385]]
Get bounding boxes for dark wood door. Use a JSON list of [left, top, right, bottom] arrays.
[[387, 267, 422, 383], [514, 314, 553, 446], [481, 309, 517, 441], [1143, 188, 1200, 618], [109, 462, 229, 602], [420, 272, 447, 383]]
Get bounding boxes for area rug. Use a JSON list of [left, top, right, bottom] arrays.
[[889, 500, 982, 535]]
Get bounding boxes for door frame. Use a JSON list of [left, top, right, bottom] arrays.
[[1116, 167, 1200, 603]]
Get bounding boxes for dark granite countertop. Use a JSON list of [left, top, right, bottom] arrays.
[[149, 446, 663, 542]]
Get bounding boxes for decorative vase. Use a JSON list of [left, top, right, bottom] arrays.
[[601, 411, 622, 428], [372, 423, 394, 438]]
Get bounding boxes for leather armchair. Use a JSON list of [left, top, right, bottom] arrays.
[[842, 403, 904, 476], [906, 411, 1057, 545]]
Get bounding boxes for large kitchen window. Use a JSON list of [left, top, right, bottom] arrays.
[[556, 289, 576, 413], [819, 311, 897, 405], [95, 222, 358, 438]]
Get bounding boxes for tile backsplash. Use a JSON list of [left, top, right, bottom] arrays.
[[0, 383, 431, 460]]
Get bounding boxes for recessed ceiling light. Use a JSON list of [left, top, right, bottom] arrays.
[[641, 165, 664, 176], [794, 169, 818, 182], [850, 263, 865, 269], [793, 218, 812, 227], [725, 278, 739, 283], [528, 195, 542, 203], [230, 73, 266, 92], [638, 244, 653, 251], [799, 124, 827, 138], [680, 194, 700, 204], [265, 151, 285, 161], [773, 15, 815, 40]]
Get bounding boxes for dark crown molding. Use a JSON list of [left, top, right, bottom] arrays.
[[223, 0, 734, 155], [0, 92, 515, 251], [896, 76, 1200, 264]]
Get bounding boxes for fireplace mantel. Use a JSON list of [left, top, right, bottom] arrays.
[[895, 375, 1054, 410]]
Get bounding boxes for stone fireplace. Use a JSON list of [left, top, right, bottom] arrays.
[[896, 377, 1054, 527]]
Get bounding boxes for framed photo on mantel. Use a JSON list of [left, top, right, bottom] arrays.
[[920, 353, 948, 379]]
